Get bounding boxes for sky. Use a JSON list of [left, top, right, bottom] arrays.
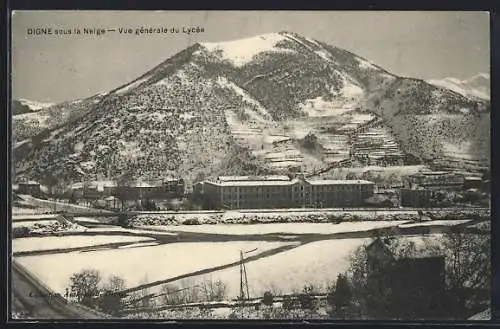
[[11, 11, 490, 103]]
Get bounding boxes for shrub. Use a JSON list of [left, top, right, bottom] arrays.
[[12, 226, 31, 238], [262, 291, 274, 307], [282, 295, 295, 310], [182, 218, 200, 225]]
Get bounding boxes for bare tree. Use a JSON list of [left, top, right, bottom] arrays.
[[103, 274, 126, 293], [345, 232, 490, 319], [68, 269, 102, 306], [200, 279, 227, 302]]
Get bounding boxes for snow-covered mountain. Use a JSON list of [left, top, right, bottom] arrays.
[[427, 73, 490, 101], [18, 98, 55, 111], [13, 32, 490, 183], [12, 99, 54, 116]]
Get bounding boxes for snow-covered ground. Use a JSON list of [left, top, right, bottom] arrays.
[[78, 226, 178, 236], [171, 238, 371, 298], [355, 56, 379, 70], [299, 97, 354, 117], [17, 98, 55, 111], [140, 221, 409, 236], [72, 217, 102, 224], [427, 74, 490, 101], [12, 214, 61, 221], [12, 220, 59, 228], [15, 240, 296, 295], [401, 234, 445, 250], [13, 235, 155, 253], [398, 219, 472, 228], [442, 141, 478, 160], [217, 77, 272, 120], [118, 242, 160, 249], [201, 33, 294, 67]]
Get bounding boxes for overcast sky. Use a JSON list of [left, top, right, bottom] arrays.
[[12, 11, 490, 103]]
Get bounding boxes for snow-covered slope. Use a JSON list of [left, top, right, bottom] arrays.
[[12, 99, 54, 116], [427, 73, 490, 101], [18, 98, 55, 111], [200, 33, 294, 67], [13, 31, 490, 183]]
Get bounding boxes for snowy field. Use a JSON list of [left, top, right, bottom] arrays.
[[167, 238, 371, 298], [399, 219, 472, 228], [12, 220, 59, 228], [13, 235, 155, 253], [76, 226, 178, 236], [15, 240, 297, 295], [12, 206, 54, 215], [140, 221, 410, 236], [72, 217, 102, 224], [12, 214, 62, 221]]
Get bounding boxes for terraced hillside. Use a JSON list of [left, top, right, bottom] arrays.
[[13, 31, 490, 184]]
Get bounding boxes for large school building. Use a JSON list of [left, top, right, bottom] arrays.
[[201, 175, 375, 209]]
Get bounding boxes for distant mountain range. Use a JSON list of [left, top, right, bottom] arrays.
[[12, 31, 490, 184], [12, 99, 54, 115], [427, 73, 490, 101]]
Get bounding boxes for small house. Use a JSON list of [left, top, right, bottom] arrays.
[[463, 176, 483, 190], [17, 181, 41, 196]]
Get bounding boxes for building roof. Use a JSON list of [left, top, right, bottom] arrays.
[[217, 175, 290, 182], [132, 181, 161, 188], [19, 181, 39, 185], [307, 179, 374, 185], [71, 182, 84, 189], [209, 179, 299, 187], [207, 178, 374, 187], [413, 171, 450, 176], [464, 176, 482, 181]]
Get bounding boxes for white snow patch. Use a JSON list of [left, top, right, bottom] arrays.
[[119, 141, 144, 158], [427, 77, 490, 101], [115, 75, 150, 95], [216, 77, 272, 120], [143, 221, 409, 236], [16, 240, 293, 295], [355, 56, 379, 70], [13, 235, 155, 253], [283, 33, 338, 65], [340, 81, 364, 99], [12, 214, 61, 221], [118, 242, 159, 249], [179, 112, 196, 120], [82, 226, 177, 236], [18, 99, 55, 111], [80, 161, 96, 170], [201, 33, 293, 67], [12, 220, 60, 228], [399, 219, 472, 228], [299, 97, 354, 117], [442, 141, 478, 160], [183, 238, 370, 298]]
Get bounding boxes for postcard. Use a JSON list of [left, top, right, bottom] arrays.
[[10, 10, 491, 321]]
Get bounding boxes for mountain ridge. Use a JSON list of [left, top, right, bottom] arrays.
[[427, 73, 490, 101], [13, 31, 490, 184]]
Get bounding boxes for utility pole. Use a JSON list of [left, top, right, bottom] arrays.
[[239, 248, 257, 303], [240, 250, 244, 301]]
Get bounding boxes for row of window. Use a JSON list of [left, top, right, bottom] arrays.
[[217, 184, 373, 194]]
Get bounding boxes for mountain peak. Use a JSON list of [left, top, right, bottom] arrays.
[[427, 73, 490, 101], [199, 32, 291, 67]]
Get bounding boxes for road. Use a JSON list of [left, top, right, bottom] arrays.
[[11, 260, 108, 320]]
